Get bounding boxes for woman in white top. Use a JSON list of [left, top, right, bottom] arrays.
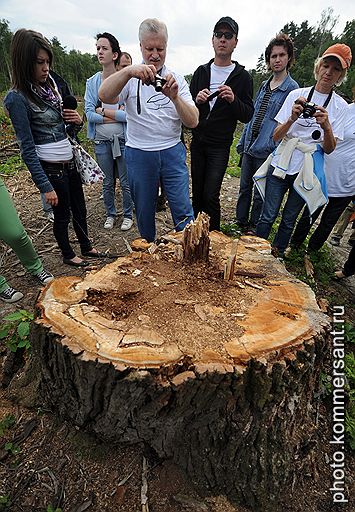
[[5, 29, 102, 268], [290, 89, 355, 252], [255, 43, 351, 258], [85, 33, 133, 231]]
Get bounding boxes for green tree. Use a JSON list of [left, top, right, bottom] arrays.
[[0, 19, 12, 92]]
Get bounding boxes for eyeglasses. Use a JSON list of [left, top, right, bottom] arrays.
[[214, 31, 235, 40]]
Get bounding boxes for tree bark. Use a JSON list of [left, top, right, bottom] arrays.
[[31, 232, 329, 511]]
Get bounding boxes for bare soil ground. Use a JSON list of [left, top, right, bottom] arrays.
[[0, 167, 354, 512]]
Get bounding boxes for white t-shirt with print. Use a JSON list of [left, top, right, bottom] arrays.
[[119, 65, 194, 151], [209, 62, 235, 109], [325, 102, 355, 197], [271, 87, 347, 175]]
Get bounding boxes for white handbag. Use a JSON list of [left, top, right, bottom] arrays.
[[70, 138, 104, 185]]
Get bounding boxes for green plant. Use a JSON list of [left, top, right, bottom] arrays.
[[4, 442, 20, 456], [344, 322, 355, 345], [319, 371, 332, 396], [0, 415, 16, 436], [0, 310, 34, 353], [220, 222, 242, 237], [0, 495, 11, 510], [47, 505, 62, 512], [345, 409, 355, 450], [0, 155, 24, 176], [226, 142, 241, 177]]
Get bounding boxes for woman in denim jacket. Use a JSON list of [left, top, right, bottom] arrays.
[[85, 32, 133, 231], [236, 33, 298, 232], [4, 29, 102, 267]]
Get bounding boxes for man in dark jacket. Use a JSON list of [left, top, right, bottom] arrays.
[[190, 16, 254, 231]]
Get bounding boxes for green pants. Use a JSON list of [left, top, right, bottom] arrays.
[[0, 177, 42, 292]]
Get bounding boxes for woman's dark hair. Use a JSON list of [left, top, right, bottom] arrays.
[[10, 29, 54, 103], [264, 32, 295, 70], [96, 32, 121, 65]]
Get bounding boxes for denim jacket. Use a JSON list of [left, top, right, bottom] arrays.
[[237, 73, 298, 159], [84, 71, 127, 140], [4, 88, 68, 193]]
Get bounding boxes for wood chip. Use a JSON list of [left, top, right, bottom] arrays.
[[244, 279, 263, 290]]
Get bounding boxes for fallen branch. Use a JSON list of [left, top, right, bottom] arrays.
[[235, 270, 266, 279], [141, 456, 149, 512]]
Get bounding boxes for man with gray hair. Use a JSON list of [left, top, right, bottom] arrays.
[[99, 18, 198, 242]]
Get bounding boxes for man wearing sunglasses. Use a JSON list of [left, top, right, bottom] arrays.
[[190, 16, 254, 232]]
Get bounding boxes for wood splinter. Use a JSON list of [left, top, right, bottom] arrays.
[[182, 212, 210, 263], [224, 239, 239, 281], [141, 456, 149, 512]]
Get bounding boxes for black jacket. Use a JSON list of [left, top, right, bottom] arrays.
[[190, 59, 254, 146]]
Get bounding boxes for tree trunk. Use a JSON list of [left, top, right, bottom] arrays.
[[31, 232, 329, 511]]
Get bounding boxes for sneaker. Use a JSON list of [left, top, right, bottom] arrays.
[[0, 286, 24, 303], [121, 218, 133, 231], [35, 269, 54, 285], [104, 217, 115, 230], [330, 237, 340, 246], [45, 211, 54, 223]]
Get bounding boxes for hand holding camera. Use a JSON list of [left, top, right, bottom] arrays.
[[294, 98, 318, 119]]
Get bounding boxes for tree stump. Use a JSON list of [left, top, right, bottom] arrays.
[[31, 231, 329, 511]]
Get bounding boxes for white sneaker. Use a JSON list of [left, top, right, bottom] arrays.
[[0, 286, 24, 303], [121, 218, 133, 231], [104, 217, 115, 229], [35, 269, 54, 285], [45, 211, 54, 223]]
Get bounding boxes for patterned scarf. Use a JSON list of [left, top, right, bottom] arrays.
[[35, 82, 61, 110]]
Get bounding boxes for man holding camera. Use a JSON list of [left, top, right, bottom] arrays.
[[189, 16, 254, 231], [99, 18, 198, 242]]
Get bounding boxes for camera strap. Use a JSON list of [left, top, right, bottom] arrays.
[[136, 79, 141, 115], [306, 85, 333, 109]]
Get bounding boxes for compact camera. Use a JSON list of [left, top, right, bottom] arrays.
[[149, 74, 167, 92], [302, 101, 317, 118]]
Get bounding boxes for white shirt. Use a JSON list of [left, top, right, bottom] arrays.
[[271, 87, 347, 175], [209, 62, 235, 109], [325, 102, 355, 197], [119, 64, 194, 151]]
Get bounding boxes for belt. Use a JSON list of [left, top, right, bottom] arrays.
[[40, 159, 75, 171]]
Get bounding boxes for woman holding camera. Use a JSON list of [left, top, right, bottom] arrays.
[[4, 29, 101, 267], [254, 44, 352, 258]]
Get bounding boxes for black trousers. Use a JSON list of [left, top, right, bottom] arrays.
[[42, 160, 92, 259], [344, 243, 355, 277], [190, 139, 230, 231], [291, 196, 353, 251]]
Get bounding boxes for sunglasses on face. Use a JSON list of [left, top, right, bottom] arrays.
[[214, 31, 235, 40]]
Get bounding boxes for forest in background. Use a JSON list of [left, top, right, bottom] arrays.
[[0, 9, 354, 98]]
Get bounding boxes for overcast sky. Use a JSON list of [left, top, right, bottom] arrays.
[[1, 0, 352, 76]]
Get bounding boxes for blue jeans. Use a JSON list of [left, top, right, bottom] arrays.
[[236, 153, 265, 228], [94, 140, 133, 219], [41, 192, 52, 214], [190, 139, 230, 231], [125, 142, 194, 242], [256, 167, 305, 254]]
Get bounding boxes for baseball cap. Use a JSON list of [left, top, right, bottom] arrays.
[[214, 17, 239, 37], [322, 43, 352, 69]]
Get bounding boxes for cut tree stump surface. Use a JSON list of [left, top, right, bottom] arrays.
[[36, 232, 328, 369], [32, 231, 330, 511]]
